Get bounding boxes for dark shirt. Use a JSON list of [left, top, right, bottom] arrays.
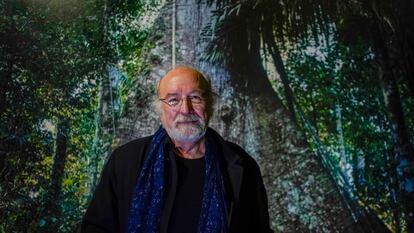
[[168, 154, 205, 233]]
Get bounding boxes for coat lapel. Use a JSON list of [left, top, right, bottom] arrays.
[[209, 128, 244, 204], [222, 143, 243, 204]]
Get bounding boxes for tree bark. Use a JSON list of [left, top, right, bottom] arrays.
[[90, 65, 116, 193], [89, 0, 116, 193], [41, 119, 69, 232]]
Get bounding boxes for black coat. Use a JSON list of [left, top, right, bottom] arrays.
[[81, 129, 273, 233]]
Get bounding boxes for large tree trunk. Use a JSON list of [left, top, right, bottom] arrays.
[[115, 0, 364, 231], [88, 0, 116, 192], [41, 119, 69, 232], [90, 65, 116, 193]]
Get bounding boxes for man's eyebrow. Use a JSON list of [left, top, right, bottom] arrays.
[[163, 93, 180, 98], [188, 90, 204, 95], [163, 90, 204, 97]]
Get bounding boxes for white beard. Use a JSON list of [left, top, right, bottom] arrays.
[[164, 114, 207, 143]]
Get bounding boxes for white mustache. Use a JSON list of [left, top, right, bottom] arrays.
[[174, 114, 202, 125]]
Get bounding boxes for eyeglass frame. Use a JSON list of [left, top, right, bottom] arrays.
[[159, 93, 206, 108]]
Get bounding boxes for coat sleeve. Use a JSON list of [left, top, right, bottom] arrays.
[[248, 158, 274, 233], [80, 137, 151, 233], [227, 142, 274, 233], [80, 152, 119, 233]]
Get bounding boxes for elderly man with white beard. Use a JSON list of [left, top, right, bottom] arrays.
[[81, 66, 273, 233]]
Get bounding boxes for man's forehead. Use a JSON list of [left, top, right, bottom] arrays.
[[158, 67, 207, 94], [164, 66, 200, 78]]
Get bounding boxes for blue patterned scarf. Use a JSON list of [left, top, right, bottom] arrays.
[[126, 127, 228, 233]]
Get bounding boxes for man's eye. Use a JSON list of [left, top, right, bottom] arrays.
[[167, 98, 180, 105], [189, 95, 203, 103]]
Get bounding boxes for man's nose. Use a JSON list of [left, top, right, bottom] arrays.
[[179, 97, 193, 114]]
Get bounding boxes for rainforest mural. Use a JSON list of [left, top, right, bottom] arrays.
[[1, 0, 413, 232]]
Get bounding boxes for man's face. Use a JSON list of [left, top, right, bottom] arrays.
[[158, 69, 209, 143]]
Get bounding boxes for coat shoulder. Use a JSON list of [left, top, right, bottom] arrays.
[[112, 136, 153, 158], [106, 135, 154, 171], [222, 140, 262, 173]]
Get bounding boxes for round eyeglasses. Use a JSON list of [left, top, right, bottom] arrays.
[[159, 95, 204, 108]]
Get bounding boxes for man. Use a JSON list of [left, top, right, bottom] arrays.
[[81, 66, 273, 233]]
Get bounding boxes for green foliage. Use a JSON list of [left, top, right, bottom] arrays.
[[1, 0, 104, 231], [109, 0, 160, 78], [283, 29, 413, 231], [1, 0, 160, 231]]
